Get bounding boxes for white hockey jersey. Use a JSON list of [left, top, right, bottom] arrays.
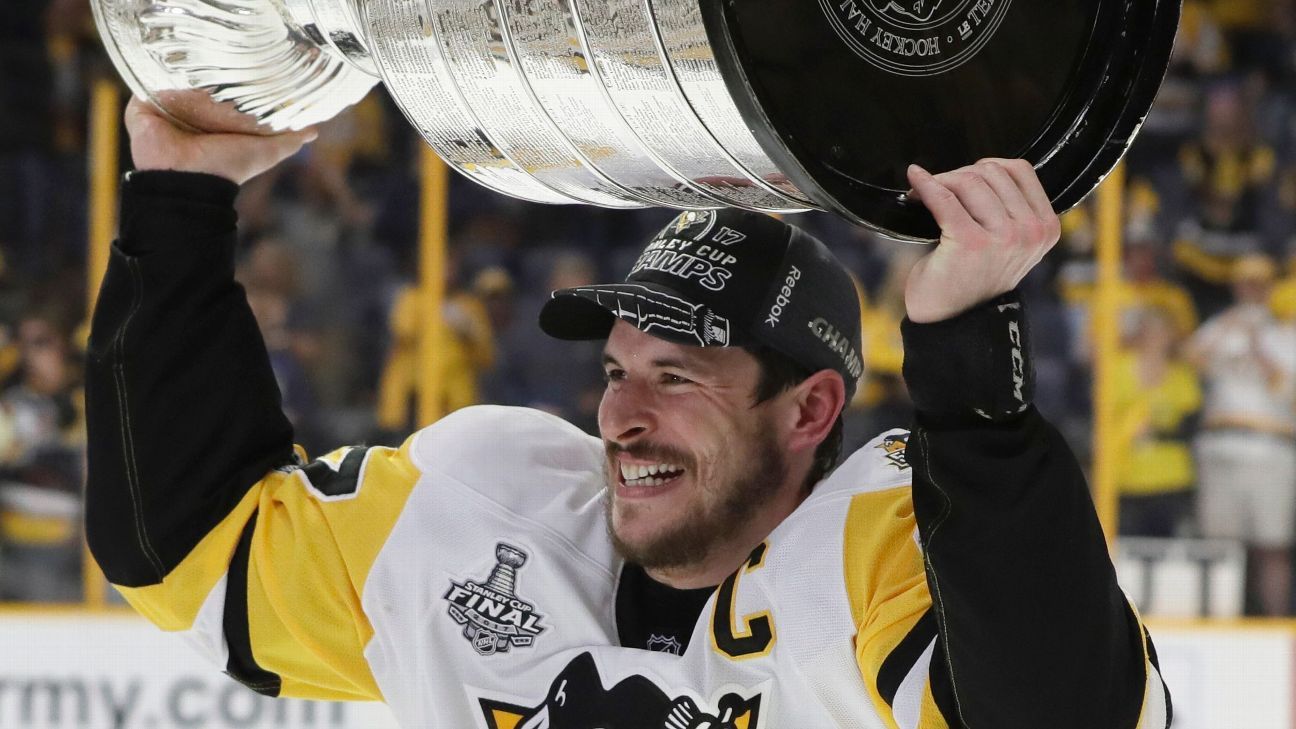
[[108, 406, 1166, 729]]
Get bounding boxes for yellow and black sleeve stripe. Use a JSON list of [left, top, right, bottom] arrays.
[[844, 486, 951, 729]]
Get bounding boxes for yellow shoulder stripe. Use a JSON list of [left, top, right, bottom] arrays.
[[116, 436, 423, 702], [843, 486, 933, 729], [247, 439, 421, 701]]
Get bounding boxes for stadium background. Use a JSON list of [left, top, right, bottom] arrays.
[[2, 0, 1296, 726]]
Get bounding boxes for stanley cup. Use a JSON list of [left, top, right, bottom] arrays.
[[91, 0, 1182, 240], [485, 543, 526, 595]]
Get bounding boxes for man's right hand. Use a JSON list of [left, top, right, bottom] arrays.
[[125, 96, 318, 185]]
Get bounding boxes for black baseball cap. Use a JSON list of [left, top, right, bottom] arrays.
[[539, 209, 863, 399]]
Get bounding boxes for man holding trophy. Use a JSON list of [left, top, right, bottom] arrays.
[[78, 94, 1169, 728], [85, 0, 1180, 726]]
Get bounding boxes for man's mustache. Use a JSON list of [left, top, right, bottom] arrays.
[[604, 441, 694, 472]]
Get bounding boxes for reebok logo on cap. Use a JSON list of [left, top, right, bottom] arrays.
[[765, 266, 802, 327]]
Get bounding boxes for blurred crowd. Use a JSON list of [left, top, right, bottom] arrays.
[[2, 0, 1296, 615]]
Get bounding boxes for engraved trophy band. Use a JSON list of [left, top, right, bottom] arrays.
[[92, 0, 1182, 241]]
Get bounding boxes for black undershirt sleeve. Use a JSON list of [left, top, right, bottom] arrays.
[[900, 291, 1155, 729], [85, 170, 295, 588]]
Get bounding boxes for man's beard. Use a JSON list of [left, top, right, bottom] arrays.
[[603, 421, 787, 572]]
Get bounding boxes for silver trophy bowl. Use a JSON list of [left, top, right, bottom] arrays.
[[92, 0, 379, 133], [92, 0, 806, 210], [92, 0, 1181, 239]]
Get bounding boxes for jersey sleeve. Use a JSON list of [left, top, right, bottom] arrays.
[[892, 411, 1168, 729], [844, 422, 1171, 729], [84, 171, 413, 701], [842, 478, 942, 729], [847, 294, 1171, 729]]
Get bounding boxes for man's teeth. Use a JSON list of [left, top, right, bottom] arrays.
[[620, 462, 682, 483]]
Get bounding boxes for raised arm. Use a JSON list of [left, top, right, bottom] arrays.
[[86, 98, 313, 592], [875, 160, 1169, 728], [85, 100, 411, 701]]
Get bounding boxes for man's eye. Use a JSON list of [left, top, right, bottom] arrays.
[[660, 373, 692, 385], [603, 369, 626, 383]]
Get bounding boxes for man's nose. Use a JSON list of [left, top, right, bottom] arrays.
[[599, 379, 656, 445]]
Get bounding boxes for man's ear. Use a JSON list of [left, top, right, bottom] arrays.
[[783, 370, 846, 456]]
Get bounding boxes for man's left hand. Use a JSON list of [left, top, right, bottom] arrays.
[[904, 159, 1061, 323]]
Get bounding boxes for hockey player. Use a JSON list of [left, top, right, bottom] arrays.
[[83, 97, 1170, 728]]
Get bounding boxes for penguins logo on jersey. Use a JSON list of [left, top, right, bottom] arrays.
[[478, 652, 764, 729], [876, 433, 910, 471], [445, 543, 547, 656]]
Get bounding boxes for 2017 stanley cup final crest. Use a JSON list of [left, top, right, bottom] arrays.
[[477, 653, 765, 729], [821, 0, 1013, 76], [445, 543, 547, 656]]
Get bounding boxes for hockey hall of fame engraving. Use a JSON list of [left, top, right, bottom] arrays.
[[820, 0, 1015, 77]]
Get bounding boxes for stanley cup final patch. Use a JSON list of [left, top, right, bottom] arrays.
[[444, 543, 547, 656]]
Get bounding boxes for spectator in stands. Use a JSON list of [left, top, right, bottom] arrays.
[[1122, 242, 1200, 342], [1057, 179, 1168, 358], [245, 287, 320, 447], [1132, 0, 1228, 172], [1204, 0, 1292, 77], [488, 252, 605, 433], [473, 266, 515, 336], [0, 311, 83, 602], [472, 266, 517, 405], [1053, 193, 1192, 445], [455, 214, 527, 284], [0, 0, 56, 281], [376, 263, 495, 434], [1114, 306, 1202, 538], [1, 313, 82, 466], [299, 105, 380, 234], [1187, 254, 1296, 615], [238, 240, 323, 448], [239, 99, 389, 246], [1173, 82, 1279, 318]]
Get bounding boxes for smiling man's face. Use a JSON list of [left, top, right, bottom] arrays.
[[598, 321, 793, 577]]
